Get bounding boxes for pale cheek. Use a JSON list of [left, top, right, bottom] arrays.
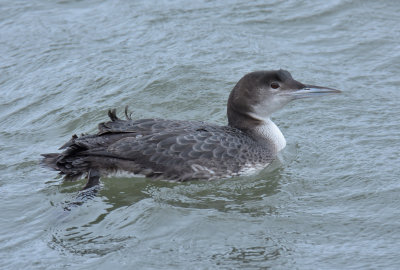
[[252, 97, 289, 117]]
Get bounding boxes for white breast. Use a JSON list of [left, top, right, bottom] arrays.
[[248, 113, 287, 152], [258, 118, 286, 152]]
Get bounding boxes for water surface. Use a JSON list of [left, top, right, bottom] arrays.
[[1, 0, 400, 269]]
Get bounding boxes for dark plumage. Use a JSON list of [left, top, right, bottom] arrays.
[[42, 110, 274, 184], [42, 70, 340, 189]]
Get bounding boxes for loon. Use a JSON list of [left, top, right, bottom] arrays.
[[42, 70, 340, 189]]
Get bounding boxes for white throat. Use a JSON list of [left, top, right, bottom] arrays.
[[248, 113, 287, 152]]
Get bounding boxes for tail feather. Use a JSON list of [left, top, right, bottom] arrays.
[[41, 153, 60, 171], [41, 108, 135, 190], [41, 153, 87, 181]]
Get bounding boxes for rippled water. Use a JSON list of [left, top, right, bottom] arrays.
[[1, 0, 400, 269]]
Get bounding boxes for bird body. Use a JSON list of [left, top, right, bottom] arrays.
[[42, 70, 340, 189]]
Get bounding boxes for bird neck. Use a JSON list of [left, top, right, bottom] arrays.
[[227, 106, 286, 152], [252, 117, 286, 152]]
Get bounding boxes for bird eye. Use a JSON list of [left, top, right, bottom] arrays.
[[270, 82, 280, 89]]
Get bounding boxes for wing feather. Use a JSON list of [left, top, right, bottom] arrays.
[[89, 126, 254, 180], [48, 109, 274, 181]]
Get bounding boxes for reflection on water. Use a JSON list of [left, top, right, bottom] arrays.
[[48, 165, 284, 257]]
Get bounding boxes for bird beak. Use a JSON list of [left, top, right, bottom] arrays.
[[288, 84, 342, 99]]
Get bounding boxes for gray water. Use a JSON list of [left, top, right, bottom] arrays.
[[1, 0, 399, 269]]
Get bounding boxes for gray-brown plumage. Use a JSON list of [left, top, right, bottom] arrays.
[[42, 70, 340, 189]]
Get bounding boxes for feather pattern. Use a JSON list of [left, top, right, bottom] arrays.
[[42, 108, 275, 182], [42, 69, 340, 188]]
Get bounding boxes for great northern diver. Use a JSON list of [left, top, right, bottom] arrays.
[[42, 70, 340, 189]]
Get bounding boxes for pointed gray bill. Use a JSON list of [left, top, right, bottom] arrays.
[[288, 84, 342, 99]]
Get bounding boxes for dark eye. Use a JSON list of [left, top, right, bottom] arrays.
[[270, 82, 280, 89]]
